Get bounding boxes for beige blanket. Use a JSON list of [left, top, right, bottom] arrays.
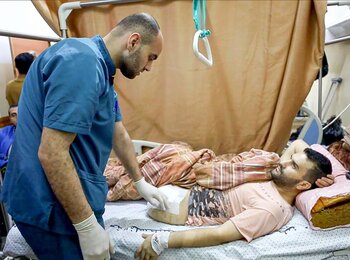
[[104, 143, 279, 201]]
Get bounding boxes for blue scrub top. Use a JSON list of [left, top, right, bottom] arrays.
[[2, 36, 122, 235]]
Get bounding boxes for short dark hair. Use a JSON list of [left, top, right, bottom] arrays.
[[9, 104, 18, 110], [304, 148, 332, 189], [15, 52, 35, 74], [116, 13, 160, 45]]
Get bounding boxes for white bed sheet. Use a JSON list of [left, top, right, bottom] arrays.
[[3, 200, 350, 259], [104, 201, 350, 260]]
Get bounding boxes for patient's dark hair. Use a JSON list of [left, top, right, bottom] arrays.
[[15, 52, 35, 74], [304, 148, 332, 189], [115, 13, 160, 45]]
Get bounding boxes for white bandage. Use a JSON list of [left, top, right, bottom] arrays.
[[151, 232, 170, 255], [147, 185, 188, 215]]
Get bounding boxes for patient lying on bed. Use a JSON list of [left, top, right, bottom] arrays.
[[104, 140, 333, 202], [134, 140, 333, 259]]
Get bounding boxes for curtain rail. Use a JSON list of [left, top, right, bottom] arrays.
[[327, 1, 350, 6], [80, 0, 146, 8], [59, 0, 146, 38], [0, 30, 61, 42], [325, 35, 350, 45]]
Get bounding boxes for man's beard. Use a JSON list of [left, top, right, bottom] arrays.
[[271, 165, 298, 187], [120, 48, 141, 79]]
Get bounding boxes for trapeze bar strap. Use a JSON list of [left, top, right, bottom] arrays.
[[193, 30, 213, 67]]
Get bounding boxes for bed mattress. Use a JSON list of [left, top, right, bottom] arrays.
[[104, 201, 350, 260]]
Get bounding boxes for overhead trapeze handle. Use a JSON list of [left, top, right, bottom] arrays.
[[193, 30, 213, 67]]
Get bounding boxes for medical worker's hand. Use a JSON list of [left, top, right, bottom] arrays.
[[73, 214, 115, 260], [134, 177, 169, 210]]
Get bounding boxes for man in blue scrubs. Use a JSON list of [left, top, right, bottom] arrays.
[[2, 13, 168, 260], [0, 105, 17, 171]]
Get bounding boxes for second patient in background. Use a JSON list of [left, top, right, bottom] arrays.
[[6, 52, 35, 106]]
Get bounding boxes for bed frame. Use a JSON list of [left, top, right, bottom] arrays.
[[132, 139, 161, 156]]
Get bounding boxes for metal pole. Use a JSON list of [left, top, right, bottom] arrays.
[[58, 1, 82, 38], [80, 0, 146, 8], [327, 1, 350, 6], [325, 35, 350, 45], [318, 68, 323, 120], [0, 29, 61, 42], [58, 0, 146, 38]]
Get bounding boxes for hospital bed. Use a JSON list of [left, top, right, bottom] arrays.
[[4, 200, 350, 259], [106, 201, 350, 260], [2, 140, 350, 259]]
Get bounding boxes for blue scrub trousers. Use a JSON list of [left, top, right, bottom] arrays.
[[16, 222, 83, 260]]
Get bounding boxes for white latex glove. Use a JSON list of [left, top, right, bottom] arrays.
[[73, 214, 115, 260], [134, 177, 169, 210]]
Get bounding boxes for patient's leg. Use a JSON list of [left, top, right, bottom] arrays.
[[147, 185, 190, 225]]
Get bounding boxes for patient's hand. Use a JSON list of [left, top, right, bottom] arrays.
[[135, 234, 158, 260], [315, 174, 335, 188]]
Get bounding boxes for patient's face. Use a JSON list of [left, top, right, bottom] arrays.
[[271, 151, 314, 187], [8, 106, 18, 126]]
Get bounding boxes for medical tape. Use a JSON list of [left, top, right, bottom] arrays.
[[151, 232, 170, 255]]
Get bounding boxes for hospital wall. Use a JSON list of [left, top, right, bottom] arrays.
[[0, 0, 58, 117], [306, 41, 350, 127], [0, 38, 50, 117], [0, 37, 14, 117]]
